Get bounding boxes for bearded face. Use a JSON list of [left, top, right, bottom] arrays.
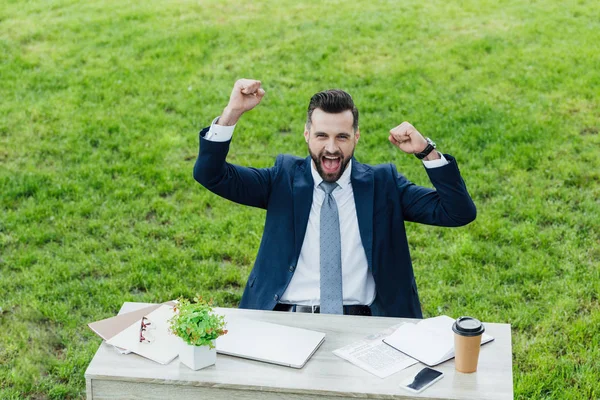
[[304, 109, 359, 182]]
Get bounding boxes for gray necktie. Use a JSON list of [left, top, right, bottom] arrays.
[[319, 181, 343, 315]]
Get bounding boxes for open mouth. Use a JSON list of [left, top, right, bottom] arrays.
[[321, 155, 342, 174]]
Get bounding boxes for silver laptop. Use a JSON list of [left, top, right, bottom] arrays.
[[215, 318, 326, 368]]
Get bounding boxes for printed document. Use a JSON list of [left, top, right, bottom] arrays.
[[333, 324, 418, 378]]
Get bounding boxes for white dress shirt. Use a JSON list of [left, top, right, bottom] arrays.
[[281, 159, 376, 305], [204, 117, 448, 305]]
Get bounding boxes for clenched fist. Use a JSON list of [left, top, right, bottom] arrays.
[[218, 79, 266, 126], [388, 122, 440, 160]]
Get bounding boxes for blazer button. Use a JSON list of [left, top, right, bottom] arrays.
[[289, 265, 295, 272], [274, 294, 279, 301]]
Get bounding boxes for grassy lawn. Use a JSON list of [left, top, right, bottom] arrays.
[[1, 0, 598, 398]]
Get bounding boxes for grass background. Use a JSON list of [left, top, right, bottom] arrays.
[[1, 0, 599, 398]]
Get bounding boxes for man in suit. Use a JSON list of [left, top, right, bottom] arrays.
[[194, 79, 476, 318]]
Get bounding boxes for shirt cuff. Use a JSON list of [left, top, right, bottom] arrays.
[[422, 152, 448, 169], [204, 116, 235, 142]]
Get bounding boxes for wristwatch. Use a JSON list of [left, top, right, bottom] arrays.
[[414, 137, 436, 160]]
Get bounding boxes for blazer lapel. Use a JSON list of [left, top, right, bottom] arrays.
[[293, 157, 314, 261], [351, 159, 374, 270]]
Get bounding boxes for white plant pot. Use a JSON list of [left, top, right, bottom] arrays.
[[179, 339, 217, 371]]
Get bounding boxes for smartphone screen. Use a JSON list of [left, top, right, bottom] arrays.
[[400, 367, 444, 393]]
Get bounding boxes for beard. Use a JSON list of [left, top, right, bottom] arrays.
[[309, 147, 353, 183]]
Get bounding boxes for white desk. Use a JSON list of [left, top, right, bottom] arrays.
[[85, 302, 513, 400]]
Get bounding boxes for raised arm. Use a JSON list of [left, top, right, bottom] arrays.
[[193, 79, 276, 209], [388, 121, 476, 226]]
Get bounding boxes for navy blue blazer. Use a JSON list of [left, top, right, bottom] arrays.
[[194, 128, 476, 318]]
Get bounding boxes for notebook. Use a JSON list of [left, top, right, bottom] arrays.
[[106, 305, 180, 365], [216, 317, 326, 368], [382, 315, 494, 366]]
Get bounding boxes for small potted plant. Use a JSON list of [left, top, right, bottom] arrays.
[[169, 296, 227, 370]]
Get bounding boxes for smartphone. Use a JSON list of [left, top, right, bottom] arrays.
[[399, 367, 444, 393]]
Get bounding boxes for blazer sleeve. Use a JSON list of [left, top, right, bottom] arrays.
[[193, 127, 278, 209], [395, 154, 477, 227]]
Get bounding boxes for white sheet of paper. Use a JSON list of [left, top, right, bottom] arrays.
[[107, 305, 180, 365], [333, 323, 418, 378], [385, 321, 453, 366], [112, 346, 131, 355], [383, 315, 494, 366]]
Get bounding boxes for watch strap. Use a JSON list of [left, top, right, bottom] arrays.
[[414, 137, 436, 160]]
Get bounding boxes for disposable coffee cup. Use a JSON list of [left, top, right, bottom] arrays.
[[452, 316, 485, 373]]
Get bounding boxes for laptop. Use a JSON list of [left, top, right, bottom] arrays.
[[215, 317, 326, 368]]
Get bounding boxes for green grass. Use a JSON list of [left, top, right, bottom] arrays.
[[1, 0, 599, 398]]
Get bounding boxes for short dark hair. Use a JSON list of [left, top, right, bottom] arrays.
[[306, 89, 359, 131]]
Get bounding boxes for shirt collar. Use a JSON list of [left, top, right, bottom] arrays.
[[310, 158, 352, 190]]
